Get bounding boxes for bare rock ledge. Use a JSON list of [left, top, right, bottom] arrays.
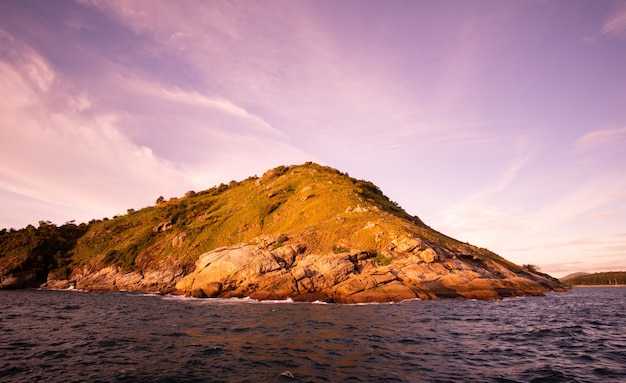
[[171, 236, 565, 303]]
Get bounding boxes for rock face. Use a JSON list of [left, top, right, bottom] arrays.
[[1, 163, 568, 301], [174, 234, 565, 303], [60, 263, 192, 293]]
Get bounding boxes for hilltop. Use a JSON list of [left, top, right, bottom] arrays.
[[0, 163, 567, 302]]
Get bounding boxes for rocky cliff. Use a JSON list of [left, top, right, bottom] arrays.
[[0, 163, 567, 301]]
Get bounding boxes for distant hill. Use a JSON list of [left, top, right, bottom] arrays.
[[0, 163, 567, 302], [560, 272, 590, 282], [561, 271, 626, 286]]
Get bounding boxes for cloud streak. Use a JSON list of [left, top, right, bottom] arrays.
[[602, 2, 626, 39], [575, 127, 626, 148], [0, 27, 308, 227], [0, 53, 190, 226]]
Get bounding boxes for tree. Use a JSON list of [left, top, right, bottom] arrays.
[[523, 264, 540, 273]]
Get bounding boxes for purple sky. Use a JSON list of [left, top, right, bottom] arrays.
[[1, 0, 625, 277]]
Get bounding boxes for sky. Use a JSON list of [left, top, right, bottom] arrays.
[[1, 0, 625, 277]]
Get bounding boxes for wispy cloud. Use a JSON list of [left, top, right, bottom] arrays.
[[581, 36, 596, 45], [471, 142, 535, 200], [533, 175, 626, 229], [152, 86, 283, 137], [602, 2, 626, 39], [0, 51, 191, 226], [437, 167, 626, 275], [0, 28, 55, 92], [575, 127, 626, 148], [0, 29, 310, 227], [440, 203, 531, 235]]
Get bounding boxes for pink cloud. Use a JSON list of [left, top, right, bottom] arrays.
[[0, 26, 312, 227], [0, 57, 192, 226], [575, 127, 626, 148], [602, 2, 626, 39]]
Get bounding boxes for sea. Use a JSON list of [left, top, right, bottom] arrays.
[[1, 287, 624, 383]]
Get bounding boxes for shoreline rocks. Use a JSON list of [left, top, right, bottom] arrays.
[[170, 236, 567, 303], [30, 234, 568, 303]]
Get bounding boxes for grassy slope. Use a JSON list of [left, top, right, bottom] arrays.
[[71, 163, 417, 271]]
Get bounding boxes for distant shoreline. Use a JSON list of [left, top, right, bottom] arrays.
[[570, 284, 625, 287]]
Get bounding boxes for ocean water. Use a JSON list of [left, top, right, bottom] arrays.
[[1, 287, 624, 383]]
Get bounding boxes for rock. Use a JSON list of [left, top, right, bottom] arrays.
[[345, 205, 369, 213], [68, 262, 189, 293], [254, 234, 280, 248], [176, 245, 283, 295], [153, 220, 173, 233], [41, 279, 71, 290], [292, 292, 332, 302], [419, 248, 437, 263], [171, 232, 187, 248], [169, 236, 566, 302], [271, 244, 302, 268], [1, 275, 24, 289], [199, 282, 222, 297], [339, 281, 420, 304], [190, 288, 206, 298], [393, 237, 423, 253]]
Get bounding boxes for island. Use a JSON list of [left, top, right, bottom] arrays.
[[1, 163, 568, 302]]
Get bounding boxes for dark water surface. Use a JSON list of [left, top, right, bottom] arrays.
[[1, 287, 625, 382]]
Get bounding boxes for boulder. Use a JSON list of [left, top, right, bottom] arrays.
[[41, 279, 72, 290], [171, 232, 187, 248], [1, 275, 25, 289], [200, 282, 222, 298], [393, 237, 423, 253], [152, 221, 173, 233], [419, 248, 437, 263]]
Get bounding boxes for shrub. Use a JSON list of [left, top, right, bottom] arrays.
[[272, 234, 289, 250], [523, 264, 540, 273], [333, 245, 349, 254], [373, 252, 393, 266]]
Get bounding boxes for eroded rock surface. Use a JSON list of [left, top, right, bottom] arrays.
[[173, 234, 565, 303]]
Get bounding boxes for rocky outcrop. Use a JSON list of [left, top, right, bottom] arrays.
[[36, 232, 564, 301], [174, 234, 565, 303], [39, 262, 192, 293], [1, 274, 37, 290]]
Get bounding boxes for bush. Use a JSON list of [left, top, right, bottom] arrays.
[[523, 264, 540, 273], [272, 234, 289, 250], [372, 252, 393, 266], [333, 245, 349, 254]]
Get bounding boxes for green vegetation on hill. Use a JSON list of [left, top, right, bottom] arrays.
[[561, 272, 626, 286], [0, 221, 87, 286]]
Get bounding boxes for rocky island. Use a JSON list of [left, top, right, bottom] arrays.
[[0, 163, 567, 302]]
